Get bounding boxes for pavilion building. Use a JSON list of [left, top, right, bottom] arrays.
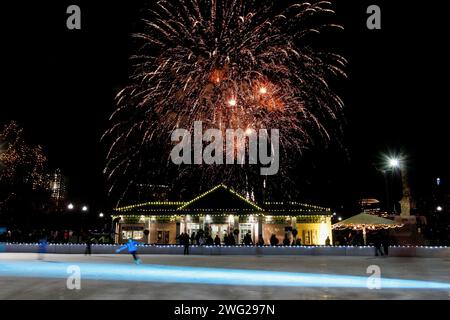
[[112, 184, 333, 245]]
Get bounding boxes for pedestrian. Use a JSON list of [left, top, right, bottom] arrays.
[[382, 230, 389, 256], [177, 232, 184, 245], [183, 233, 190, 255], [257, 234, 265, 246], [116, 238, 142, 264], [206, 235, 214, 245], [229, 233, 236, 245], [198, 234, 205, 246], [325, 236, 331, 246], [223, 234, 229, 245], [195, 232, 200, 244], [214, 234, 221, 246], [374, 232, 384, 256], [243, 232, 253, 245], [270, 234, 279, 246], [85, 236, 92, 256], [283, 233, 290, 246], [190, 232, 196, 245]]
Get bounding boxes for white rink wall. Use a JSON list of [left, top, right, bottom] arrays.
[[1, 243, 450, 257]]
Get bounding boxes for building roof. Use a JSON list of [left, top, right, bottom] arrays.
[[178, 184, 263, 211], [262, 201, 331, 214], [113, 184, 331, 216], [114, 201, 184, 214]]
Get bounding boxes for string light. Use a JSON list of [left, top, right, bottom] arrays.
[[177, 184, 263, 211], [115, 185, 333, 216]]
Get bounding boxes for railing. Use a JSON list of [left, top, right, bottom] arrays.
[[1, 243, 449, 257]]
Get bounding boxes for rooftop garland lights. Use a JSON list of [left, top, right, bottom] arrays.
[[113, 184, 331, 215], [264, 201, 330, 211], [115, 201, 185, 212], [177, 184, 263, 211]]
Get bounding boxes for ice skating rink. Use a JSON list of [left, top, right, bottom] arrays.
[[0, 253, 449, 300]]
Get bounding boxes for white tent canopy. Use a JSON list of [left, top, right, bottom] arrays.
[[332, 213, 403, 245]]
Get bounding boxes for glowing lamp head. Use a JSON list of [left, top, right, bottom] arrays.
[[228, 98, 237, 107], [82, 206, 88, 212], [436, 206, 443, 212], [67, 203, 74, 210], [99, 213, 104, 218], [259, 87, 268, 94], [388, 158, 400, 168]]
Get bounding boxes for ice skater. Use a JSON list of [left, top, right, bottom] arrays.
[[0, 227, 6, 253], [38, 237, 48, 260], [85, 235, 92, 256], [116, 238, 142, 264]]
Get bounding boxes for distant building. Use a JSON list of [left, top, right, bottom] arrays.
[[47, 169, 66, 209], [112, 184, 333, 245], [359, 198, 381, 215]]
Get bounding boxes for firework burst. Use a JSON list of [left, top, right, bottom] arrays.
[[104, 0, 346, 202]]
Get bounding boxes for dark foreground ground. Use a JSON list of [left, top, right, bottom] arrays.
[[0, 253, 449, 300]]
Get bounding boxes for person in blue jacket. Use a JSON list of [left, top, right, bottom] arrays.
[[38, 237, 48, 260], [0, 227, 6, 253], [116, 238, 142, 264]]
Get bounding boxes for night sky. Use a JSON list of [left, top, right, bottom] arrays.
[[1, 0, 448, 212]]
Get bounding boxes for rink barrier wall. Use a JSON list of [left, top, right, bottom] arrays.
[[1, 243, 450, 257]]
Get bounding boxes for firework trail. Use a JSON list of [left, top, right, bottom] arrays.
[[104, 0, 346, 203]]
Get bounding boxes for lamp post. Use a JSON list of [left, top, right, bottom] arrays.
[[374, 157, 401, 215], [66, 203, 89, 230], [384, 157, 400, 214]]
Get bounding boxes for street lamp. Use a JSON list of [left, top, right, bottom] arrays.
[[82, 205, 88, 212], [381, 155, 402, 214], [436, 206, 443, 212], [388, 158, 400, 168], [67, 203, 74, 210], [99, 212, 104, 218]]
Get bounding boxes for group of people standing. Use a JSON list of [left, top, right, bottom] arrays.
[[177, 231, 311, 249], [373, 232, 390, 256]]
